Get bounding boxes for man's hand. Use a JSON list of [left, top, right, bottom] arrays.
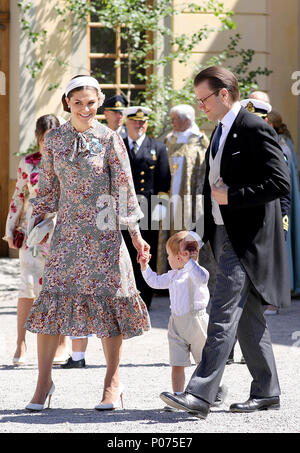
[[211, 178, 229, 205]]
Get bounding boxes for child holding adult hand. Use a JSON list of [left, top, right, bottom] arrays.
[[138, 231, 209, 398]]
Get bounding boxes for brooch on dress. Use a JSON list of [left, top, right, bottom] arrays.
[[68, 135, 103, 162], [90, 138, 103, 156]]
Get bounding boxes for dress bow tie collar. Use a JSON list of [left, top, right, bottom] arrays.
[[69, 132, 89, 162]]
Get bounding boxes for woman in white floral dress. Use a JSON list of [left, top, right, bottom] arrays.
[[3, 114, 69, 365], [25, 76, 151, 411]]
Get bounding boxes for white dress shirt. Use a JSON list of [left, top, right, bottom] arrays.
[[209, 101, 241, 225], [128, 134, 146, 153], [142, 259, 209, 316]]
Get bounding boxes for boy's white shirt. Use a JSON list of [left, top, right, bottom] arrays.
[[142, 259, 209, 316]]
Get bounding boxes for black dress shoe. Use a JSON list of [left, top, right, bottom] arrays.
[[60, 357, 86, 369], [160, 392, 210, 419], [230, 396, 280, 413]]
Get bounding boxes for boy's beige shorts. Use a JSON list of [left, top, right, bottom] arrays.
[[168, 309, 209, 367]]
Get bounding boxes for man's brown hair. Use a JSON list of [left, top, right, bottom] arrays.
[[194, 66, 240, 102]]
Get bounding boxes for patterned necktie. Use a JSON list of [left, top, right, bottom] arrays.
[[211, 122, 223, 159], [132, 141, 139, 154]]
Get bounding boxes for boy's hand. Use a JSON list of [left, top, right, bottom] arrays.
[[138, 253, 151, 271]]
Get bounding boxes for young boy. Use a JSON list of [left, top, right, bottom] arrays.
[[139, 230, 227, 409]]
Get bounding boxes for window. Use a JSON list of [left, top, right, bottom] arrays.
[[88, 15, 147, 117]]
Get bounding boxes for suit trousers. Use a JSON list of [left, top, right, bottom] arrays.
[[185, 225, 281, 404]]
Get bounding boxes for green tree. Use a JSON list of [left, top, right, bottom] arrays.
[[18, 1, 271, 140]]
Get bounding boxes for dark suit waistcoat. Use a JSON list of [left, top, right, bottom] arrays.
[[203, 107, 291, 307]]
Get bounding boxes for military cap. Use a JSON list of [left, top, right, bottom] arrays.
[[124, 106, 151, 120], [240, 98, 272, 118], [103, 95, 128, 111]]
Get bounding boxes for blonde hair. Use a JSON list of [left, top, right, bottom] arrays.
[[166, 231, 189, 256]]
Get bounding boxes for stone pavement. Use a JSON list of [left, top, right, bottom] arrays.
[[0, 258, 300, 434]]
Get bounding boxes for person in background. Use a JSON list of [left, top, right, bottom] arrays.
[[157, 104, 216, 295], [267, 109, 300, 298], [122, 106, 171, 309], [61, 335, 90, 368], [249, 90, 271, 104], [103, 94, 128, 139], [3, 114, 68, 366]]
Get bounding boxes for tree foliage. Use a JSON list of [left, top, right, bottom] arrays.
[[17, 1, 272, 138]]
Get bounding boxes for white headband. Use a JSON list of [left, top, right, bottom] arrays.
[[65, 76, 102, 98]]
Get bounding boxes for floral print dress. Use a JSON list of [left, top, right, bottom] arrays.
[[5, 152, 49, 298], [25, 120, 151, 339]]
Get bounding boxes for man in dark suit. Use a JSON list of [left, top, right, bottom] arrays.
[[122, 106, 171, 309], [160, 66, 290, 418]]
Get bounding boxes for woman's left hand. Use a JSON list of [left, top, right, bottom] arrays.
[[131, 234, 150, 262]]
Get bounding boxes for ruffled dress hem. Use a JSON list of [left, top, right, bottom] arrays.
[[25, 290, 151, 340]]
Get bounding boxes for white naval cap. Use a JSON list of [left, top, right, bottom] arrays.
[[240, 98, 272, 117], [124, 106, 152, 120]]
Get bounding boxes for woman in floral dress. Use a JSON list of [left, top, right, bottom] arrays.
[[25, 76, 151, 411], [3, 114, 68, 365]]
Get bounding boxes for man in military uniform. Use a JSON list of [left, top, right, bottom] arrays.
[[122, 106, 171, 308], [103, 94, 128, 139]]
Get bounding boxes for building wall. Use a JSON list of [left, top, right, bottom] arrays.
[[7, 0, 86, 256], [10, 0, 299, 175], [9, 0, 88, 181], [4, 0, 299, 257], [171, 0, 299, 151]]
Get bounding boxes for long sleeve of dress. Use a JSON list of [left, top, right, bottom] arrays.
[[29, 130, 60, 220], [108, 132, 144, 232], [5, 158, 29, 238]]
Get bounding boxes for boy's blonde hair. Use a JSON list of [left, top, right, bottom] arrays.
[[166, 230, 189, 256]]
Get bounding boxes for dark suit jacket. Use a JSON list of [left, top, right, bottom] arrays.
[[123, 135, 171, 203], [203, 107, 291, 308]]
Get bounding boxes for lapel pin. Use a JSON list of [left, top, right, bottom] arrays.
[[233, 133, 237, 138]]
